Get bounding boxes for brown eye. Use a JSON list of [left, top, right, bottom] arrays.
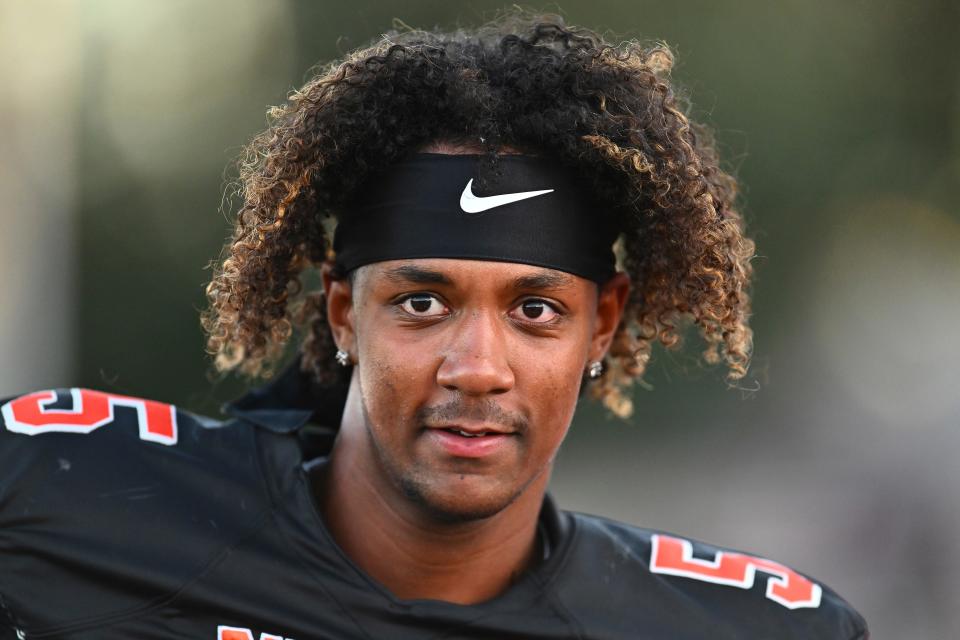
[[399, 294, 447, 317], [522, 301, 545, 318], [510, 299, 560, 323]]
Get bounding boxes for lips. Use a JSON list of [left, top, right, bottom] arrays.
[[424, 424, 516, 458], [437, 424, 513, 437]]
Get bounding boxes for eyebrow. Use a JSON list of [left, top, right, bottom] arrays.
[[382, 265, 453, 286], [511, 270, 576, 291]]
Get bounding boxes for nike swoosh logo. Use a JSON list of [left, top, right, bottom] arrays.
[[459, 179, 554, 213]]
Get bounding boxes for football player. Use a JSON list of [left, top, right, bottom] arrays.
[[0, 11, 868, 639]]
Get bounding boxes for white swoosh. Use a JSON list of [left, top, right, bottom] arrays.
[[459, 179, 554, 213]]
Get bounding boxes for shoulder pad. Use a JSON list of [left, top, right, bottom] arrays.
[[553, 512, 868, 639], [0, 387, 273, 632]]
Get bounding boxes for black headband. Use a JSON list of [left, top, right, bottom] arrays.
[[333, 153, 619, 283]]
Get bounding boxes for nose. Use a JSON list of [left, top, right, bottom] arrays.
[[436, 309, 515, 396]]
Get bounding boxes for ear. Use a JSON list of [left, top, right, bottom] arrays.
[[321, 262, 357, 358], [589, 271, 631, 362]]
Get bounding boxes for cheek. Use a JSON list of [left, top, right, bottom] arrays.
[[517, 343, 586, 441], [542, 370, 582, 427], [356, 327, 434, 429]]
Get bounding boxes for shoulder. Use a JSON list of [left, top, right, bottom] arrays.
[[0, 387, 267, 507], [547, 511, 868, 640], [0, 387, 275, 630]]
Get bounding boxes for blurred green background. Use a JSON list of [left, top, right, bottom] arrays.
[[1, 1, 957, 637]]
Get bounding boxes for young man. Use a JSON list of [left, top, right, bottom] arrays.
[[0, 13, 868, 640]]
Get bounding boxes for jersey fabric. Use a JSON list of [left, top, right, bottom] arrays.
[[0, 363, 869, 639]]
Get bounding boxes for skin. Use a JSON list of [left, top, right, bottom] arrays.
[[315, 146, 631, 605]]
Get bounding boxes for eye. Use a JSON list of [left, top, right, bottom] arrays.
[[509, 299, 561, 324], [398, 294, 449, 317]]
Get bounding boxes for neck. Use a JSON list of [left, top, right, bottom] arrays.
[[315, 378, 549, 604]]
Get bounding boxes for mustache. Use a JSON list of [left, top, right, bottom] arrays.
[[414, 398, 528, 435]]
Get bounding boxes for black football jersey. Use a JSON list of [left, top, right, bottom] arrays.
[[0, 364, 869, 639]]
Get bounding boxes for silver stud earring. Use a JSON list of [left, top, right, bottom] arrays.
[[587, 360, 603, 379], [335, 348, 351, 367]]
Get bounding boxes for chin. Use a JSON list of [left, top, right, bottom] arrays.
[[396, 472, 526, 524]]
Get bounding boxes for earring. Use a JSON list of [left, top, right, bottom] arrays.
[[335, 348, 351, 367], [587, 360, 603, 379]]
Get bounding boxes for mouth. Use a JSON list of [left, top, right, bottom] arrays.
[[437, 426, 512, 438], [424, 424, 517, 458]]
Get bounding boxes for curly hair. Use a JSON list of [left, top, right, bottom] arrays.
[[201, 9, 755, 418]]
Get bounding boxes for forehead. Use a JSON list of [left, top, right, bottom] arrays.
[[356, 258, 590, 293]]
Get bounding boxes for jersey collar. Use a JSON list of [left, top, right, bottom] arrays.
[[222, 358, 350, 434]]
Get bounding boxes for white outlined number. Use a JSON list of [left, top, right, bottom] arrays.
[[2, 388, 177, 446], [650, 534, 822, 609], [218, 625, 294, 640]]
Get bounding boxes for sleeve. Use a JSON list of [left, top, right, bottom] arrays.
[[0, 387, 267, 635], [0, 387, 182, 632]]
